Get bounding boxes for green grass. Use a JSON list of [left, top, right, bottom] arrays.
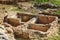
[[10, 7, 20, 11], [50, 0, 60, 5], [48, 29, 60, 40], [35, 0, 60, 5], [0, 4, 20, 12], [35, 0, 49, 3], [54, 10, 60, 15]]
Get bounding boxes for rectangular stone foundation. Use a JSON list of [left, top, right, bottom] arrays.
[[27, 15, 58, 40], [3, 13, 58, 40]]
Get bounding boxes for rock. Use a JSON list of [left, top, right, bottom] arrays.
[[17, 13, 35, 22], [0, 24, 15, 40]]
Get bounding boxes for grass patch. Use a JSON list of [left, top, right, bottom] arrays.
[[50, 0, 60, 5], [0, 4, 20, 11], [35, 0, 49, 3], [35, 0, 60, 5], [48, 28, 60, 40], [10, 7, 20, 11], [54, 10, 60, 15], [31, 10, 36, 14]]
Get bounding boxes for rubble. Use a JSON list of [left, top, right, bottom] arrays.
[[0, 24, 15, 40]]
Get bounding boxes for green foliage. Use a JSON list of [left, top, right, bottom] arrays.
[[54, 10, 60, 15], [50, 0, 60, 5], [35, 0, 49, 3], [10, 7, 20, 11], [35, 0, 60, 5], [48, 29, 60, 40]]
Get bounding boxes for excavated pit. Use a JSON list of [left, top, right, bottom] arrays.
[[27, 16, 56, 32], [28, 24, 51, 32], [26, 15, 58, 38], [35, 16, 55, 24], [4, 18, 20, 27], [3, 15, 21, 27], [17, 13, 36, 22]]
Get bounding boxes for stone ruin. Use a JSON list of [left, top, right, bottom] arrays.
[[0, 11, 58, 40], [16, 13, 58, 40]]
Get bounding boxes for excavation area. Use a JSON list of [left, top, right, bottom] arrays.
[[0, 0, 60, 40], [3, 12, 58, 40]]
